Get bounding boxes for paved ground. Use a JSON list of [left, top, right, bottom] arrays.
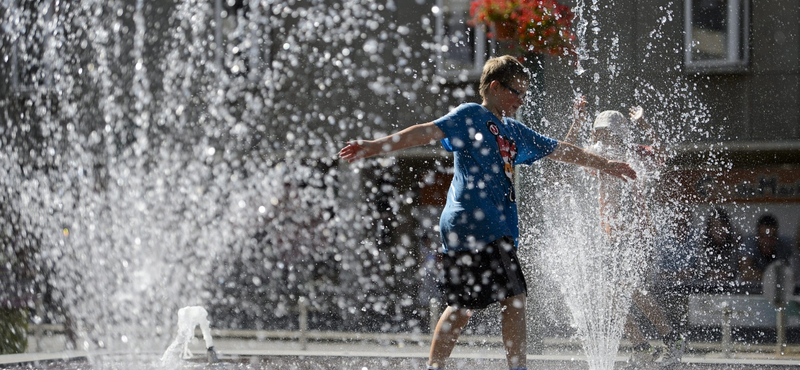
[[2, 333, 799, 369]]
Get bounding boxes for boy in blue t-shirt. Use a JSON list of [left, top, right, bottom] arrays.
[[339, 55, 636, 370]]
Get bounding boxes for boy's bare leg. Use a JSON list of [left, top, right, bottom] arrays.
[[624, 312, 647, 346], [500, 294, 527, 369], [428, 306, 471, 369], [632, 290, 672, 336]]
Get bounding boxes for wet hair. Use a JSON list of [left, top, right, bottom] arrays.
[[479, 55, 529, 100], [757, 213, 778, 229]]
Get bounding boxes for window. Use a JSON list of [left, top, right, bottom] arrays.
[[684, 0, 749, 72], [434, 0, 491, 80]]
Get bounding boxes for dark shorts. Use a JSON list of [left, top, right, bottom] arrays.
[[439, 236, 528, 310]]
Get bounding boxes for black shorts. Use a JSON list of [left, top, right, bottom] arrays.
[[439, 236, 528, 310]]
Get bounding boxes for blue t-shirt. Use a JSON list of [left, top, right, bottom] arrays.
[[434, 103, 558, 252]]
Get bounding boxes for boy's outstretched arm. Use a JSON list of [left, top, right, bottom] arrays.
[[548, 141, 637, 181], [339, 122, 445, 162]]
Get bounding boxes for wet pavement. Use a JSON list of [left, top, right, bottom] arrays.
[[2, 332, 799, 369]]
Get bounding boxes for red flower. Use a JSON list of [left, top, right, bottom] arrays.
[[470, 0, 576, 56]]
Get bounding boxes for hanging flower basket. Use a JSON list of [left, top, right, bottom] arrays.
[[493, 21, 517, 40], [470, 0, 576, 57]]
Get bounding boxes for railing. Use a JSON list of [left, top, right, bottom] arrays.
[[217, 297, 445, 350], [23, 294, 800, 356]]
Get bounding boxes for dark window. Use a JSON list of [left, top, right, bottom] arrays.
[[435, 0, 491, 80], [684, 0, 749, 72]]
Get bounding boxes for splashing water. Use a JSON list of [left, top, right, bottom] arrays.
[[531, 158, 655, 370], [0, 0, 426, 353], [571, 0, 590, 76], [518, 2, 713, 370]]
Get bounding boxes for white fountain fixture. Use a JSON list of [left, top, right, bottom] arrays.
[[161, 306, 218, 366]]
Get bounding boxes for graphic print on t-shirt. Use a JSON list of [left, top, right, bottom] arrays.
[[486, 121, 517, 202]]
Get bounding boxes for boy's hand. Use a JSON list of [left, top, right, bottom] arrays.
[[339, 140, 376, 162], [573, 95, 587, 121], [629, 105, 656, 140], [601, 160, 637, 181], [629, 106, 645, 125]]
